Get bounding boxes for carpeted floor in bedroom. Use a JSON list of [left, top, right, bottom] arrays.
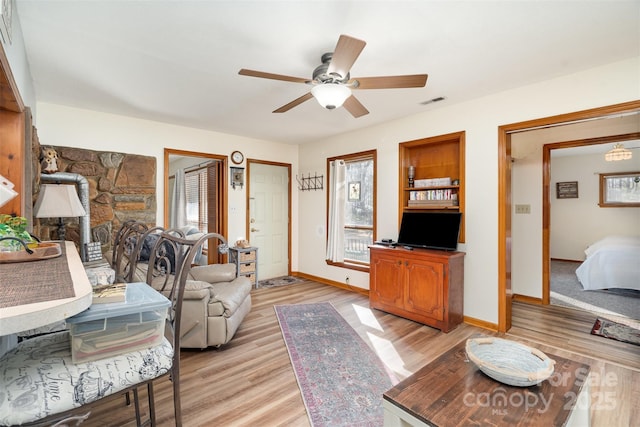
[[550, 260, 640, 322]]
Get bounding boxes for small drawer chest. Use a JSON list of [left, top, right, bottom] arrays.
[[229, 246, 258, 288]]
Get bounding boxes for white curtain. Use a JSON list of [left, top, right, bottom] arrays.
[[326, 160, 346, 262], [170, 168, 187, 228]]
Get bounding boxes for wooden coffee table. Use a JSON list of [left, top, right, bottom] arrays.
[[383, 337, 590, 426]]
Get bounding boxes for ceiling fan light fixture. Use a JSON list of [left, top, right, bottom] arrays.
[[311, 84, 351, 110], [605, 143, 632, 161]]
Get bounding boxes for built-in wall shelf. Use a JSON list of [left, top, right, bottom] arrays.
[[399, 131, 466, 242]]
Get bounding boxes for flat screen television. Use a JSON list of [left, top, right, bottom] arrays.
[[397, 211, 462, 251]]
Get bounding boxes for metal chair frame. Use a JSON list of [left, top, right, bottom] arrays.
[[12, 231, 214, 426]]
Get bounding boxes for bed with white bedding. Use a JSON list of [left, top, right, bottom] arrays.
[[575, 236, 640, 291]]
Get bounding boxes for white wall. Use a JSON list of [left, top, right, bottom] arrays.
[[1, 2, 35, 114], [298, 57, 640, 324], [551, 153, 640, 260], [33, 103, 301, 271]]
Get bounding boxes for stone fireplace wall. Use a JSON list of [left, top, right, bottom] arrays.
[[33, 144, 156, 257]]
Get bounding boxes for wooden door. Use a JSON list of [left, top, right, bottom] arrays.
[[248, 162, 290, 279]]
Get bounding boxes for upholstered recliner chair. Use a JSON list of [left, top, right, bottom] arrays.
[[110, 222, 252, 349], [178, 262, 252, 348]]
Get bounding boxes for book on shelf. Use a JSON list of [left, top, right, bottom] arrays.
[[92, 283, 127, 304], [408, 199, 457, 207], [413, 177, 452, 187], [409, 189, 458, 201]]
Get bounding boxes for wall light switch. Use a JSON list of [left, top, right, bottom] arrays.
[[515, 204, 531, 214]]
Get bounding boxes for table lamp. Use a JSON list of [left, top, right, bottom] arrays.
[[34, 184, 86, 241]]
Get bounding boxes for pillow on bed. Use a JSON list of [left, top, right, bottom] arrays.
[[584, 235, 640, 257]]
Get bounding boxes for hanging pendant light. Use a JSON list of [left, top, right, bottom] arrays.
[[604, 143, 632, 161]]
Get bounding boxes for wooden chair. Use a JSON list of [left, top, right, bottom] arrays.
[[0, 231, 212, 426]]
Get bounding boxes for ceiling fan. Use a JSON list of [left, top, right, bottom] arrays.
[[238, 35, 428, 118]]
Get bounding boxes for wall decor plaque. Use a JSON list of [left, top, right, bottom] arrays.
[[556, 181, 578, 199]]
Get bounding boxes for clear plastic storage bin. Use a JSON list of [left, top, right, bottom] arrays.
[[66, 283, 170, 363]]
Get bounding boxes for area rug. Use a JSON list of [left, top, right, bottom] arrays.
[[591, 318, 640, 346], [259, 275, 304, 288], [274, 302, 395, 427]]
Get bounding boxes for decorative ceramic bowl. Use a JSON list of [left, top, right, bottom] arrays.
[[465, 337, 555, 387]]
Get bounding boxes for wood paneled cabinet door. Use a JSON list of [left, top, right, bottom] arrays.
[[405, 260, 444, 322], [369, 245, 464, 332], [370, 252, 404, 308]]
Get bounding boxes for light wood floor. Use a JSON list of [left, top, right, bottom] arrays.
[[83, 280, 639, 427]]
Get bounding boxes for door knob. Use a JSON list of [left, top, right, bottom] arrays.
[[251, 228, 260, 232]]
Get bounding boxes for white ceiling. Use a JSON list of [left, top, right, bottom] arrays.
[[15, 1, 640, 144]]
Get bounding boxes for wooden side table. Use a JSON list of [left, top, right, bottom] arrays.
[[383, 338, 590, 427], [228, 246, 258, 288]]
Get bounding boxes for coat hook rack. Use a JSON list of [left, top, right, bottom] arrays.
[[296, 173, 324, 191]]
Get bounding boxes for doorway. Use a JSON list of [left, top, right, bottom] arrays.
[[247, 160, 291, 280], [498, 100, 640, 332], [544, 134, 640, 316], [164, 148, 228, 264]]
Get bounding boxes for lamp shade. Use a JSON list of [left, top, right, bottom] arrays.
[[604, 143, 632, 161], [34, 184, 86, 218], [311, 84, 351, 110]]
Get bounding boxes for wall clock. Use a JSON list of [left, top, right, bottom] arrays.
[[231, 151, 244, 164]]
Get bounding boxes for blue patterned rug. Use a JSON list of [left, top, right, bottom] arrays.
[[275, 302, 395, 427]]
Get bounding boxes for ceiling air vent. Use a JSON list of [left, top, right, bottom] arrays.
[[420, 97, 445, 105]]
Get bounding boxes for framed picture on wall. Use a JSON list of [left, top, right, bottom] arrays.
[[556, 181, 578, 199], [348, 181, 361, 201], [231, 167, 244, 190]]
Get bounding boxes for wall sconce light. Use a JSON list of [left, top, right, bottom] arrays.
[[34, 184, 86, 241]]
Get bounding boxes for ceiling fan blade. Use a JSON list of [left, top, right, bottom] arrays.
[[351, 74, 428, 90], [343, 95, 369, 118], [273, 92, 314, 113], [239, 69, 308, 84], [326, 35, 366, 80]]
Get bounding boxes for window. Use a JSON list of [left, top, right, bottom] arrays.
[[185, 168, 208, 232], [326, 150, 376, 270], [171, 161, 222, 256], [599, 171, 640, 207]]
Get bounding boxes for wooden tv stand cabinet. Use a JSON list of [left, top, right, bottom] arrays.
[[369, 245, 464, 332]]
